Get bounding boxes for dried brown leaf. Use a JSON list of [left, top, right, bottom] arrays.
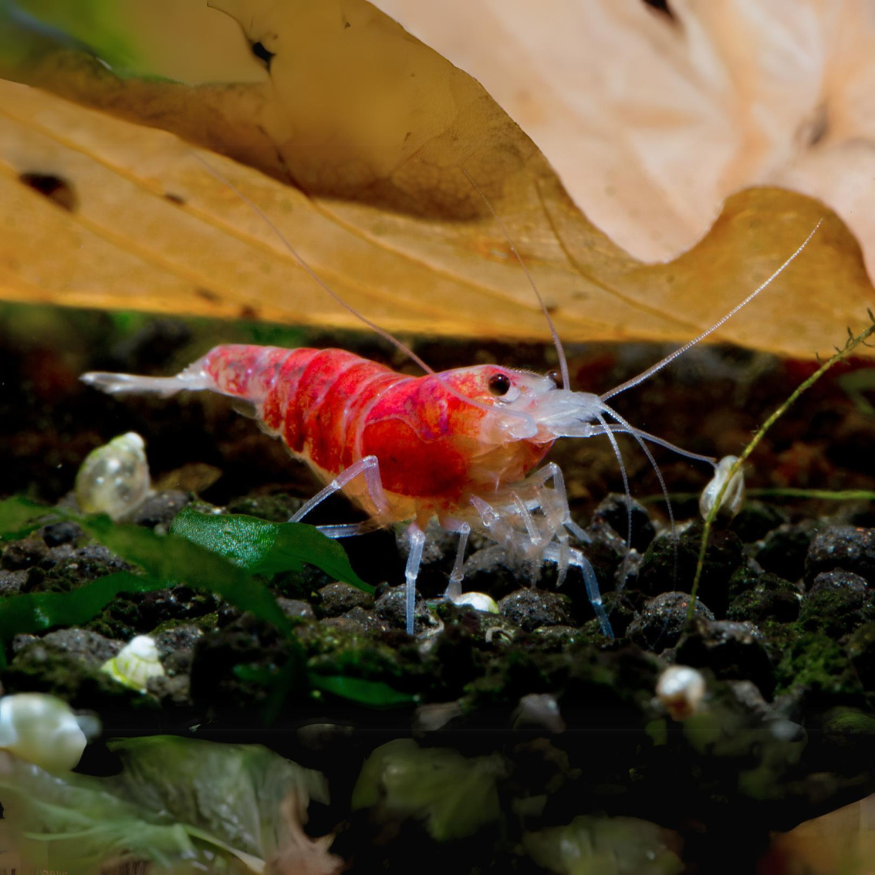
[[0, 0, 872, 358], [376, 0, 875, 273]]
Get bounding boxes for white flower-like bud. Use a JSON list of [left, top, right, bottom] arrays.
[[700, 455, 745, 521], [75, 431, 151, 520], [452, 592, 499, 614], [0, 693, 90, 772], [656, 665, 706, 721], [101, 635, 165, 692]]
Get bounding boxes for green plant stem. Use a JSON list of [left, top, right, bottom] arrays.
[[747, 487, 875, 501], [687, 315, 875, 623], [642, 487, 875, 504]]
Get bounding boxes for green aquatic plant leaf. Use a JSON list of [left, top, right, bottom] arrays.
[[106, 735, 329, 858], [0, 514, 305, 669], [79, 514, 294, 636], [522, 814, 683, 875], [0, 506, 395, 708], [352, 738, 506, 841], [0, 570, 150, 636], [310, 674, 416, 708], [0, 734, 331, 874], [170, 507, 373, 593], [0, 496, 55, 541], [0, 571, 150, 667]]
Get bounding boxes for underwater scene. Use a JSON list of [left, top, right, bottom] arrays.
[[3, 1, 875, 873]]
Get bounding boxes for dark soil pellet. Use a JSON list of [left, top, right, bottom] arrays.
[[319, 582, 375, 617], [153, 624, 204, 657], [2, 536, 49, 570], [756, 522, 819, 582], [278, 597, 315, 620], [727, 570, 801, 625], [36, 628, 121, 666], [134, 585, 219, 632], [131, 489, 190, 529], [846, 622, 875, 689], [730, 501, 788, 544], [40, 520, 83, 547], [0, 569, 27, 596], [336, 606, 388, 634], [498, 589, 574, 631], [626, 591, 715, 651], [799, 571, 874, 637], [592, 492, 656, 553], [43, 543, 132, 590], [676, 620, 775, 698], [189, 614, 295, 713], [805, 526, 875, 586], [636, 523, 744, 615], [374, 585, 435, 635]]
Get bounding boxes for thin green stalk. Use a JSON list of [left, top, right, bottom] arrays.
[[642, 487, 875, 504], [687, 313, 875, 622], [747, 487, 875, 501]]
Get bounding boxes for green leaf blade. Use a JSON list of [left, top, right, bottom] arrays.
[[170, 508, 373, 593], [0, 495, 55, 541], [310, 674, 416, 708], [80, 515, 294, 636]]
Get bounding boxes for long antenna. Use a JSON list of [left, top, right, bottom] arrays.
[[191, 152, 437, 377], [461, 167, 571, 392], [600, 220, 823, 402], [189, 151, 537, 424]]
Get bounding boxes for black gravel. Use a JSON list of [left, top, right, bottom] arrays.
[[5, 312, 875, 873]]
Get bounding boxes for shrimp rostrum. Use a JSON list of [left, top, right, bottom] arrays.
[[82, 217, 817, 638]]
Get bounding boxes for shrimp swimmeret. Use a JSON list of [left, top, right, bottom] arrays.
[[81, 219, 818, 638]]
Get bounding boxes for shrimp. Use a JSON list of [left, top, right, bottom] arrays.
[[81, 213, 817, 638], [82, 344, 613, 631], [81, 155, 820, 637]]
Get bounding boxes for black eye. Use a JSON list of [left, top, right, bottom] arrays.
[[488, 372, 512, 397], [546, 369, 563, 388]]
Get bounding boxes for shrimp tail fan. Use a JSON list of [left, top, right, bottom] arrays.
[[81, 364, 211, 398]]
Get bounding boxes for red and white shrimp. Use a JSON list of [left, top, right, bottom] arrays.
[[82, 344, 617, 632], [81, 214, 816, 639]]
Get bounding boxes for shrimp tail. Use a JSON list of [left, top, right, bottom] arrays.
[[81, 360, 212, 398]]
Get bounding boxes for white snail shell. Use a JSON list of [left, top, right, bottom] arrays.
[[700, 455, 745, 521], [101, 635, 165, 692], [452, 592, 500, 614], [0, 693, 89, 772], [656, 665, 706, 721], [75, 431, 151, 520]]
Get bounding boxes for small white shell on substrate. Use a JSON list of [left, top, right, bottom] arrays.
[[656, 665, 707, 721], [699, 455, 745, 521], [74, 431, 151, 520], [0, 693, 93, 772], [451, 592, 499, 614], [101, 635, 165, 692]]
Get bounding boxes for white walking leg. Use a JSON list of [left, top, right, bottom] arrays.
[[405, 522, 427, 635], [512, 490, 544, 547], [544, 544, 614, 638], [289, 455, 390, 522], [440, 518, 471, 602], [316, 520, 381, 538], [503, 462, 589, 544]]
